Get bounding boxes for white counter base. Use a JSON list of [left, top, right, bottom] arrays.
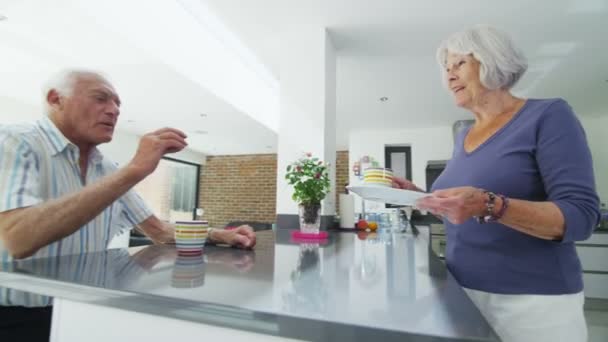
[[51, 298, 301, 342]]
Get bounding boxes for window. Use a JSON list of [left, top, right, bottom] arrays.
[[134, 157, 200, 222], [385, 146, 412, 208], [385, 146, 412, 180]]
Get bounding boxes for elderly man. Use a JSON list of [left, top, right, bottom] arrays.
[[0, 70, 256, 260], [0, 70, 256, 340]]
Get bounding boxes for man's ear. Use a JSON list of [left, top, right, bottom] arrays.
[[46, 89, 63, 110]]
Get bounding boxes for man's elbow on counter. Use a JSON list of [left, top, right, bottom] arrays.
[[0, 229, 37, 260]]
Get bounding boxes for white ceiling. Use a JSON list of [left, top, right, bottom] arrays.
[[1, 0, 607, 154], [202, 0, 608, 149], [0, 0, 278, 155]]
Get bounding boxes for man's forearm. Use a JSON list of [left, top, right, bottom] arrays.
[[136, 216, 175, 244], [0, 166, 142, 258]]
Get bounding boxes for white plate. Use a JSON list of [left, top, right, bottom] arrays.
[[347, 185, 428, 206]]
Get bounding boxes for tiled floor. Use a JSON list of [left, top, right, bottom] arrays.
[[585, 298, 608, 342]]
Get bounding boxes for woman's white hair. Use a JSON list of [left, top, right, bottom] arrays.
[[436, 26, 528, 90], [42, 69, 110, 114]]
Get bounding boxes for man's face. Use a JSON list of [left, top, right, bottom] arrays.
[[58, 77, 121, 146]]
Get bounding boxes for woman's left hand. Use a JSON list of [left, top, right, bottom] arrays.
[[416, 187, 486, 224]]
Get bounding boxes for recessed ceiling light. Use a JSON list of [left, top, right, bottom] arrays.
[[265, 145, 272, 149], [199, 113, 207, 117], [126, 120, 135, 123], [380, 97, 389, 102], [194, 130, 208, 135]]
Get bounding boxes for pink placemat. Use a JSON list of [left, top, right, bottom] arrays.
[[291, 230, 329, 240]]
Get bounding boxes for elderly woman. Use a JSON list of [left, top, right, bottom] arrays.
[[393, 26, 600, 342]]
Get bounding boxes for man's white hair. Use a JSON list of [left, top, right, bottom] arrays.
[[436, 26, 528, 90], [42, 69, 111, 114]]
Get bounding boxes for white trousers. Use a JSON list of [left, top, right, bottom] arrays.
[[464, 287, 587, 342]]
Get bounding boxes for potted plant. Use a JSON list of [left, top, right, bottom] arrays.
[[285, 153, 331, 234]]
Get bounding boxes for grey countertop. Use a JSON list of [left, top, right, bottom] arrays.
[[0, 227, 498, 341]]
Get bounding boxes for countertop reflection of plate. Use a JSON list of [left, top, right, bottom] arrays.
[[347, 185, 428, 206]]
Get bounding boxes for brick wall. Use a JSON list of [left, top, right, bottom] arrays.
[[199, 154, 277, 228], [335, 151, 349, 216], [199, 151, 350, 227]]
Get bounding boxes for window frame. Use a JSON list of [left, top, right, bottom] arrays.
[[162, 156, 201, 220], [384, 145, 412, 209]]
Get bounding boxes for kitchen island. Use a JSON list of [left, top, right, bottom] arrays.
[[0, 226, 497, 341]]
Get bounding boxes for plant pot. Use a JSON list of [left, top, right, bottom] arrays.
[[298, 203, 321, 234]]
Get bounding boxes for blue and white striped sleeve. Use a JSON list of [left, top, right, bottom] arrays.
[[119, 189, 154, 227], [0, 131, 42, 212]]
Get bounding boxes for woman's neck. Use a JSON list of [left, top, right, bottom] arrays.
[[470, 90, 522, 125]]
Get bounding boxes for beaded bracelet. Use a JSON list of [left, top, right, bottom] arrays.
[[488, 194, 509, 222], [476, 191, 495, 224], [476, 191, 509, 224]]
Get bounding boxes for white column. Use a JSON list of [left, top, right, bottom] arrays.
[[276, 28, 337, 219]]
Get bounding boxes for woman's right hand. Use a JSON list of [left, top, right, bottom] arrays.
[[392, 177, 423, 192]]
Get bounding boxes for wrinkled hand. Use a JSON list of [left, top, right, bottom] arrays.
[[392, 176, 422, 192], [129, 128, 188, 179], [220, 225, 256, 249], [416, 187, 486, 224]]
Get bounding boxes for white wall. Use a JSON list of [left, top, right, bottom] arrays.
[[581, 115, 608, 205], [348, 126, 453, 211], [0, 97, 41, 125], [276, 28, 337, 215], [99, 129, 206, 166]]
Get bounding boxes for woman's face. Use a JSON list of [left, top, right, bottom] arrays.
[[444, 52, 487, 109]]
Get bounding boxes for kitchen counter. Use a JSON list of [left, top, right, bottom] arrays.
[[0, 227, 497, 341]]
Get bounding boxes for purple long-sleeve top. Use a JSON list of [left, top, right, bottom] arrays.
[[432, 98, 600, 294]]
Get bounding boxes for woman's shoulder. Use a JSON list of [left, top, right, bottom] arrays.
[[523, 98, 585, 140], [525, 97, 570, 111], [522, 98, 577, 123]]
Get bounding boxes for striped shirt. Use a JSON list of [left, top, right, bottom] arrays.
[[0, 248, 145, 307], [0, 116, 153, 263]]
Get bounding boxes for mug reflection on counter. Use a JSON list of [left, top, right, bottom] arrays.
[[171, 254, 206, 289]]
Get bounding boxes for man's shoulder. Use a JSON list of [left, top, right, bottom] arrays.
[[0, 122, 44, 148], [0, 122, 39, 135]]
